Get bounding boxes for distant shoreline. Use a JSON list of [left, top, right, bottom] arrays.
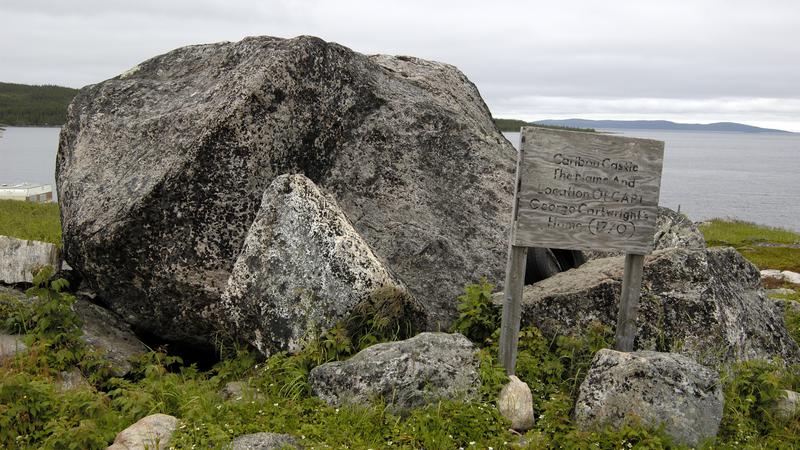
[[495, 117, 795, 134]]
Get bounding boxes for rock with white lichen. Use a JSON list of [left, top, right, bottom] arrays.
[[219, 174, 425, 356]]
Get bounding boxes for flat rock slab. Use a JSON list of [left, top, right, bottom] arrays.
[[0, 286, 146, 376], [575, 349, 723, 448], [504, 247, 799, 366], [220, 174, 424, 355], [761, 270, 800, 285], [0, 333, 27, 360], [230, 432, 301, 449], [73, 296, 148, 376], [108, 413, 178, 450], [0, 235, 61, 284], [57, 35, 516, 346], [309, 332, 480, 413]]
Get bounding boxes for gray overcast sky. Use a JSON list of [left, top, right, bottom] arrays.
[[2, 0, 799, 131]]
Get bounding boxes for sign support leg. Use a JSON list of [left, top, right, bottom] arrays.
[[614, 253, 645, 352], [499, 245, 528, 375]]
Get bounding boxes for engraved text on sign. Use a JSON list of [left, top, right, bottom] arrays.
[[512, 127, 664, 254]]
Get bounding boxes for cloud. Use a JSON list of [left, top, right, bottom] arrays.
[[1, 0, 798, 130]]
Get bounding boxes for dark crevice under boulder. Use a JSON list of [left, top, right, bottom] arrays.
[[57, 35, 516, 347]]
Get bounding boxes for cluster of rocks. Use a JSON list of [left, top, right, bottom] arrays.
[[1, 35, 798, 448]]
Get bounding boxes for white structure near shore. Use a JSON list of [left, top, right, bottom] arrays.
[[0, 183, 53, 202]]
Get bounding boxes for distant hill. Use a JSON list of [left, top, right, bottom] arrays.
[[533, 119, 792, 134], [494, 118, 595, 133], [0, 82, 78, 126]]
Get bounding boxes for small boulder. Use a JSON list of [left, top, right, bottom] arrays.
[[0, 333, 26, 360], [497, 375, 534, 431], [230, 432, 301, 449], [575, 349, 723, 448], [219, 174, 425, 355], [309, 332, 480, 413], [107, 413, 178, 450], [56, 368, 91, 392], [0, 235, 61, 284], [73, 297, 148, 376], [220, 381, 264, 402], [775, 390, 800, 420]]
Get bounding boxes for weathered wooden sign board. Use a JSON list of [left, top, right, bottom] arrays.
[[499, 127, 664, 374]]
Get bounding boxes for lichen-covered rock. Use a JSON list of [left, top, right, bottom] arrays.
[[230, 432, 301, 450], [497, 375, 534, 431], [584, 206, 705, 260], [0, 235, 61, 284], [57, 35, 516, 346], [108, 413, 178, 450], [575, 350, 723, 447], [775, 390, 800, 420], [219, 174, 424, 355], [73, 296, 148, 376], [309, 332, 480, 413], [505, 247, 799, 366]]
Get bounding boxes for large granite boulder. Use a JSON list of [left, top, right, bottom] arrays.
[[219, 174, 424, 355], [575, 349, 723, 447], [57, 35, 516, 346], [504, 247, 799, 366], [0, 236, 61, 284], [309, 332, 480, 413]]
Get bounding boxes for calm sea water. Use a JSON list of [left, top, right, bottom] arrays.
[[506, 129, 800, 231], [1, 126, 798, 231], [0, 126, 61, 195]]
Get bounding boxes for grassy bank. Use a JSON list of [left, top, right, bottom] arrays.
[[699, 219, 800, 273], [0, 200, 61, 245], [0, 82, 77, 126]]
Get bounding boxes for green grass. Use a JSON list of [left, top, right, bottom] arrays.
[[700, 219, 800, 247], [699, 219, 800, 272], [0, 200, 61, 246], [3, 276, 800, 448]]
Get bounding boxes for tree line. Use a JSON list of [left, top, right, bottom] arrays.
[[0, 82, 78, 126]]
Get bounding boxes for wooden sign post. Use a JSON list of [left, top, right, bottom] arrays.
[[499, 127, 664, 374]]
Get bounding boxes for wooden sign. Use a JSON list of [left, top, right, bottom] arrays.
[[499, 127, 665, 374], [513, 127, 664, 254]]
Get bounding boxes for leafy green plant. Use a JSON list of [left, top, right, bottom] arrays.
[[717, 359, 800, 446], [451, 278, 500, 346]]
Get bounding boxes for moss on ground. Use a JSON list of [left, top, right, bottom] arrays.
[[700, 219, 800, 272]]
